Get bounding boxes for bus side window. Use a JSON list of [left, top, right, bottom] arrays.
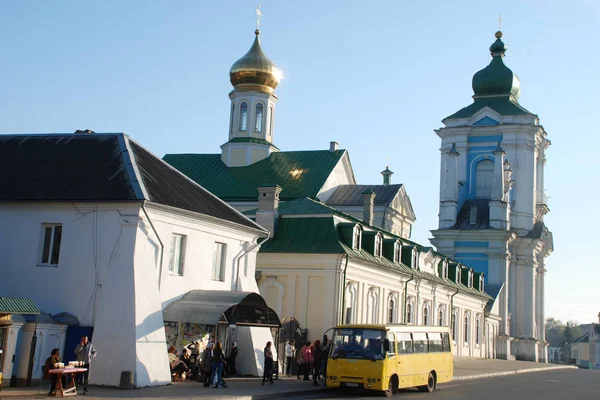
[[397, 332, 413, 354], [385, 332, 396, 355], [413, 333, 428, 353], [442, 332, 451, 352], [428, 332, 443, 352]]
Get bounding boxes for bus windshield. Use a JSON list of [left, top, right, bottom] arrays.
[[330, 328, 385, 360]]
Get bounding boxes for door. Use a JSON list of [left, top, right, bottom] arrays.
[[0, 326, 6, 375]]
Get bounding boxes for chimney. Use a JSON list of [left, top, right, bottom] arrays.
[[381, 166, 394, 186], [329, 141, 339, 152], [255, 184, 283, 237], [361, 189, 376, 226], [74, 129, 95, 135]]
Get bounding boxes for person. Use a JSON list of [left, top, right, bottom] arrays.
[[225, 342, 239, 377], [168, 346, 189, 381], [211, 341, 225, 388], [43, 348, 65, 396], [311, 340, 323, 386], [285, 339, 295, 376], [201, 343, 213, 387], [74, 336, 97, 395], [302, 341, 312, 381], [261, 341, 274, 386]]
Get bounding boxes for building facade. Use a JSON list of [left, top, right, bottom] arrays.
[[430, 32, 553, 362]]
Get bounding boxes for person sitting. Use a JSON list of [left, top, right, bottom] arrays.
[[43, 348, 65, 396], [168, 346, 189, 382]]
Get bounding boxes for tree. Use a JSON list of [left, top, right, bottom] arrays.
[[545, 317, 565, 347]]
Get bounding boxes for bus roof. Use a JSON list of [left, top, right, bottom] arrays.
[[333, 324, 450, 333]]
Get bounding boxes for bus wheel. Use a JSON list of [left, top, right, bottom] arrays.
[[418, 372, 436, 393], [383, 376, 398, 397]]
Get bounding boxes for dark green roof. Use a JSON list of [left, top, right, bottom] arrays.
[[259, 217, 344, 253], [445, 96, 535, 120], [223, 137, 279, 149], [163, 150, 345, 201], [0, 297, 40, 314]]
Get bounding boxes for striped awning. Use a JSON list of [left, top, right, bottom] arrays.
[[0, 297, 40, 314]]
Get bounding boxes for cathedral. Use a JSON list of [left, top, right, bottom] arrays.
[[165, 20, 552, 362], [430, 32, 553, 362]]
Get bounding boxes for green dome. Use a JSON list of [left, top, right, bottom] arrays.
[[472, 31, 520, 100]]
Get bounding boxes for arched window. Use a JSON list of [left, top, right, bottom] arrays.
[[367, 288, 379, 324], [394, 242, 401, 263], [438, 307, 444, 326], [352, 226, 362, 250], [412, 250, 418, 269], [388, 297, 395, 323], [230, 104, 235, 135], [451, 312, 457, 340], [269, 106, 274, 137], [464, 314, 470, 344], [255, 103, 264, 132], [423, 305, 429, 325], [406, 302, 413, 324], [344, 283, 357, 324], [475, 159, 494, 198], [476, 317, 481, 345], [374, 234, 382, 257], [240, 102, 248, 131]]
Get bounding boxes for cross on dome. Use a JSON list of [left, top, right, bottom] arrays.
[[255, 5, 262, 31]]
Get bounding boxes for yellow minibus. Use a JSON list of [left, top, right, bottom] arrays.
[[325, 324, 453, 396]]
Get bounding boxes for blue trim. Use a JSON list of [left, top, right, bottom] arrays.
[[454, 253, 489, 276], [455, 241, 489, 248], [455, 252, 489, 259], [472, 117, 500, 126], [467, 135, 503, 143]]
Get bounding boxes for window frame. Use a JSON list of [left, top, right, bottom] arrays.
[[475, 316, 481, 345], [475, 159, 494, 198], [212, 242, 227, 281], [254, 103, 264, 133], [394, 242, 402, 263], [451, 311, 457, 341], [374, 233, 383, 257], [39, 223, 63, 267], [268, 105, 274, 137], [352, 225, 362, 250], [230, 103, 235, 135], [464, 313, 470, 345], [406, 302, 413, 324], [168, 233, 186, 276], [423, 304, 429, 325], [239, 102, 248, 131]]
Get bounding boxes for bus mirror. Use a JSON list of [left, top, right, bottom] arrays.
[[383, 339, 390, 352]]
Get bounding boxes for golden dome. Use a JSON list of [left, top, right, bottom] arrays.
[[229, 30, 281, 94]]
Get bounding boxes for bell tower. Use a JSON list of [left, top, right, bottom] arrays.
[[430, 32, 553, 363], [221, 8, 281, 167]]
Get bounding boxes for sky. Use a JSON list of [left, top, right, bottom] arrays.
[[1, 0, 598, 325]]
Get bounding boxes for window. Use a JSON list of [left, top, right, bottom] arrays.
[[212, 242, 226, 281], [394, 242, 401, 263], [476, 317, 481, 345], [475, 159, 494, 198], [464, 314, 470, 344], [413, 332, 428, 353], [255, 103, 264, 132], [269, 106, 274, 136], [345, 283, 357, 324], [468, 271, 473, 287], [230, 103, 235, 134], [386, 331, 396, 355], [352, 226, 362, 250], [397, 332, 413, 354], [438, 308, 444, 326], [374, 234, 382, 257], [428, 332, 443, 352], [480, 277, 485, 291], [388, 294, 396, 324], [412, 250, 418, 269], [240, 102, 248, 131], [451, 312, 457, 341], [406, 303, 413, 324], [442, 332, 451, 352], [168, 234, 186, 275], [423, 305, 429, 325], [367, 288, 379, 324], [40, 224, 63, 266]]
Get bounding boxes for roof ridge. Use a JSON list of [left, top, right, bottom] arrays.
[[0, 132, 123, 137], [119, 134, 147, 200]]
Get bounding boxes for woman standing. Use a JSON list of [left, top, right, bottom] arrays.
[[285, 339, 295, 376], [261, 341, 274, 385], [311, 340, 323, 386], [211, 342, 225, 388], [302, 341, 312, 381]]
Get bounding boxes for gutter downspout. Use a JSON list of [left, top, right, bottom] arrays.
[[339, 254, 350, 325], [449, 287, 460, 332], [235, 237, 269, 292], [403, 274, 415, 323], [142, 203, 164, 290]]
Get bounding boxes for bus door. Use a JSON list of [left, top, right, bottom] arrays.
[[396, 332, 414, 388], [384, 331, 397, 377]]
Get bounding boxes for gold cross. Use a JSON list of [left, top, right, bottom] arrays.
[[255, 5, 262, 30]]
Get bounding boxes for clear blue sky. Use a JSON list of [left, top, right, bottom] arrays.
[[1, 1, 598, 324]]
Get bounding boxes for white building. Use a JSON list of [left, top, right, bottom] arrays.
[[430, 31, 553, 362], [0, 132, 276, 387]]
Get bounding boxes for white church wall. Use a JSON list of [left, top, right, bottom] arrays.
[[317, 152, 356, 202]]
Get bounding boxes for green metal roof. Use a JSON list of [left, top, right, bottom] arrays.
[[0, 297, 40, 314], [445, 96, 535, 120], [259, 217, 345, 253], [223, 137, 280, 149], [163, 150, 345, 202]]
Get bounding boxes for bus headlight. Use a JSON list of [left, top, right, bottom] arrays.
[[367, 378, 371, 383]]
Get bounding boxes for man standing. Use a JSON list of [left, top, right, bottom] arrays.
[[74, 336, 97, 395]]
